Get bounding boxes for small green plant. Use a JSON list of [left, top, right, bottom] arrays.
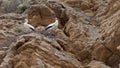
[[17, 4, 27, 14]]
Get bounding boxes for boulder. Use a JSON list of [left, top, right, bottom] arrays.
[[85, 60, 111, 68], [0, 32, 83, 68], [27, 4, 56, 27]]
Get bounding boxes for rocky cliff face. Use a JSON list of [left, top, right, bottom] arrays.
[[0, 0, 120, 68]]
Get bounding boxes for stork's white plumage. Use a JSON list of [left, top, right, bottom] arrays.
[[45, 18, 58, 31], [24, 19, 35, 31]]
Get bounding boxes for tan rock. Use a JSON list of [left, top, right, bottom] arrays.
[[27, 4, 56, 27], [0, 33, 83, 68], [91, 0, 120, 67], [64, 0, 93, 10], [85, 60, 111, 68], [0, 13, 26, 48], [0, 0, 120, 68]]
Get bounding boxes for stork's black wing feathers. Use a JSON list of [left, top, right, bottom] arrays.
[[29, 27, 35, 31], [45, 26, 53, 30]]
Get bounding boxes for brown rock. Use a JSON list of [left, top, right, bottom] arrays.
[[85, 60, 111, 68], [47, 1, 68, 27], [0, 51, 5, 63], [64, 0, 93, 10], [92, 44, 112, 62], [0, 33, 83, 68], [0, 0, 120, 68], [27, 4, 56, 27], [61, 0, 120, 67], [91, 0, 120, 67], [0, 13, 26, 48]]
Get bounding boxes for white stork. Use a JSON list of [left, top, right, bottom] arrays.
[[44, 18, 59, 31], [24, 19, 35, 31]]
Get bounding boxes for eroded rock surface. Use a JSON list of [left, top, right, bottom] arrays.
[[0, 33, 83, 68], [0, 0, 120, 68]]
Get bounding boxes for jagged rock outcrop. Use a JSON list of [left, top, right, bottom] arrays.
[[90, 0, 120, 68], [0, 32, 83, 68], [85, 60, 111, 68], [61, 0, 120, 67], [0, 13, 27, 48], [0, 0, 120, 68]]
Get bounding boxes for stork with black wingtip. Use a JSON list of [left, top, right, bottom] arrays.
[[44, 18, 59, 31], [24, 19, 35, 31]]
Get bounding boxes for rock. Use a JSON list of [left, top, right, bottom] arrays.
[[0, 13, 26, 48], [27, 1, 68, 28], [91, 0, 120, 67], [0, 13, 25, 20], [64, 0, 93, 10], [62, 0, 120, 67], [27, 4, 56, 27], [47, 1, 69, 27], [0, 33, 83, 68], [0, 0, 120, 68], [85, 60, 111, 68], [0, 51, 6, 63]]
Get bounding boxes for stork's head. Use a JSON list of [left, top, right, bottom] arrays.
[[24, 19, 28, 24], [54, 18, 58, 26]]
